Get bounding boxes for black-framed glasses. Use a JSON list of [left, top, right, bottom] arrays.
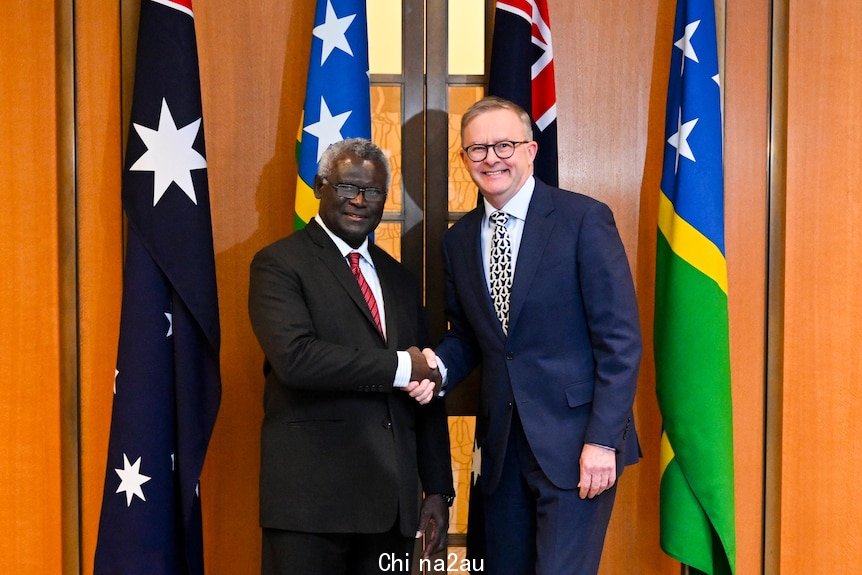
[[325, 179, 387, 202], [463, 140, 530, 162]]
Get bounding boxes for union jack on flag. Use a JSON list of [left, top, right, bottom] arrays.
[[489, 0, 558, 186]]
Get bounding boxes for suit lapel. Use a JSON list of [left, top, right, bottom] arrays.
[[508, 182, 556, 335], [373, 246, 399, 349], [306, 220, 386, 344]]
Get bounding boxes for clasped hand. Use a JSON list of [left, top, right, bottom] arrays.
[[403, 347, 440, 405]]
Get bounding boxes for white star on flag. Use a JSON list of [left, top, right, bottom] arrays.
[[668, 108, 698, 173], [114, 454, 152, 507], [313, 0, 356, 66], [304, 97, 351, 161], [130, 98, 207, 206], [674, 19, 700, 75], [165, 312, 173, 337]]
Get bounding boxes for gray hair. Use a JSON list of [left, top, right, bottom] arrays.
[[461, 96, 534, 142], [317, 138, 391, 189]]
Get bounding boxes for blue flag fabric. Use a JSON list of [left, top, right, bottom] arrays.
[[294, 0, 371, 229], [660, 0, 725, 251], [94, 1, 221, 573]]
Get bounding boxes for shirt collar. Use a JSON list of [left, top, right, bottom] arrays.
[[313, 215, 375, 267], [482, 175, 535, 224]]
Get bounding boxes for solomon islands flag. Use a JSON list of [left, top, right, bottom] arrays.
[[294, 0, 372, 230], [655, 0, 736, 573]]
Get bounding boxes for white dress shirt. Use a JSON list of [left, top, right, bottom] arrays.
[[314, 215, 411, 388]]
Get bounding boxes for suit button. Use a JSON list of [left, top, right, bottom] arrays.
[[382, 420, 392, 429], [506, 352, 514, 360], [507, 401, 513, 408]]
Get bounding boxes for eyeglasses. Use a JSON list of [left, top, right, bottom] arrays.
[[463, 140, 530, 162], [325, 179, 387, 202]]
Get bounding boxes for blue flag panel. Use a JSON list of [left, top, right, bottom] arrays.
[[660, 0, 725, 253]]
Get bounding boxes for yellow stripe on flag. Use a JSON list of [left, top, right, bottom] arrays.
[[660, 430, 674, 478], [295, 177, 318, 226], [657, 191, 728, 294]]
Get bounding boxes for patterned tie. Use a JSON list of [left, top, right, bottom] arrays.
[[348, 252, 384, 337], [489, 211, 513, 334]]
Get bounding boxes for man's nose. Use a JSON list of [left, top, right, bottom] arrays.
[[484, 146, 503, 162], [349, 191, 368, 206]]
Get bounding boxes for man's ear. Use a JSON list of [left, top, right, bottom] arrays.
[[313, 176, 323, 199], [526, 140, 539, 164]]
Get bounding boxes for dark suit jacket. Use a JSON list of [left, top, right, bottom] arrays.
[[248, 220, 453, 537], [436, 180, 642, 493]]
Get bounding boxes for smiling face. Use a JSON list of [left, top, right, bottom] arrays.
[[314, 151, 387, 248], [460, 108, 538, 210]]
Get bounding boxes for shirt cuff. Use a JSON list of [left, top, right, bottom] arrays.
[[436, 354, 448, 397], [393, 350, 411, 388]]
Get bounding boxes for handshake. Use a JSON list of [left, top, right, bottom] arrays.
[[403, 346, 442, 405]]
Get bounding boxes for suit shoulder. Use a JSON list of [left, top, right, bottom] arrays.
[[544, 185, 615, 224], [252, 229, 312, 266], [546, 185, 606, 210], [444, 207, 482, 240]]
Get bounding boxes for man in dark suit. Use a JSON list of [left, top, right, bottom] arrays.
[[249, 138, 454, 574], [427, 97, 642, 574]]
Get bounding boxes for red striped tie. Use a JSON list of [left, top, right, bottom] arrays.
[[348, 252, 383, 337]]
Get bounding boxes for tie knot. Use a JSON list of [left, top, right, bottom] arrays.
[[347, 252, 361, 269], [490, 211, 509, 227]]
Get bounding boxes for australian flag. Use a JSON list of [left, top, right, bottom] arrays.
[[488, 0, 559, 186], [94, 1, 221, 573]]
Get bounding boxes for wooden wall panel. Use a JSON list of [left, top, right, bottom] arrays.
[[554, 0, 676, 572], [0, 2, 64, 572], [724, 0, 770, 572], [76, 0, 124, 572], [781, 2, 862, 571], [195, 1, 315, 572]]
